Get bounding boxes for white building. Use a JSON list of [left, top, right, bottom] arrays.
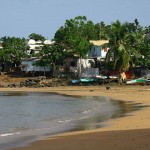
[[21, 58, 50, 72], [89, 40, 109, 61], [21, 39, 54, 73], [27, 39, 55, 55]]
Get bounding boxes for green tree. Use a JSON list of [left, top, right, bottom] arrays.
[[54, 16, 99, 76], [29, 33, 46, 41], [35, 44, 65, 76], [136, 39, 150, 67], [0, 36, 28, 71], [136, 27, 150, 67], [106, 20, 143, 84], [54, 16, 100, 56], [95, 21, 110, 40], [33, 58, 50, 76], [125, 19, 145, 67]]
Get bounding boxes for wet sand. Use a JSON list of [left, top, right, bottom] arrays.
[[1, 85, 149, 150], [10, 129, 150, 150]]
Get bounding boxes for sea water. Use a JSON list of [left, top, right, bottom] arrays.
[[0, 92, 141, 150]]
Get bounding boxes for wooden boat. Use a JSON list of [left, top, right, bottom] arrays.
[[80, 77, 98, 83], [71, 79, 80, 85], [126, 78, 147, 85], [78, 77, 99, 85]]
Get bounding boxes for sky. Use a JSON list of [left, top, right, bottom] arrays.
[[0, 0, 150, 40]]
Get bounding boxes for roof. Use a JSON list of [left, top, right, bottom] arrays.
[[90, 40, 109, 46], [21, 57, 41, 61]]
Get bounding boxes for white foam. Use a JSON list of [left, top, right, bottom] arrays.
[[0, 132, 20, 137], [82, 106, 99, 114], [58, 119, 72, 123], [80, 116, 88, 119], [82, 110, 92, 114]]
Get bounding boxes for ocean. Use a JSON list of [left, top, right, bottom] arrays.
[[0, 92, 141, 150]]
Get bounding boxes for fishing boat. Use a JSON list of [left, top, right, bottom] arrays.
[[126, 78, 147, 85], [80, 77, 97, 82], [79, 77, 99, 85]]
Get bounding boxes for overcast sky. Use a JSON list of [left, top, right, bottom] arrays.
[[0, 0, 149, 40]]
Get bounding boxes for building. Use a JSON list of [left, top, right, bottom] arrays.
[[89, 40, 109, 60], [62, 40, 109, 77], [21, 57, 50, 72], [27, 39, 55, 55], [22, 39, 54, 74]]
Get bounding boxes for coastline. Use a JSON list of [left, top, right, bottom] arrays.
[[1, 85, 150, 150]]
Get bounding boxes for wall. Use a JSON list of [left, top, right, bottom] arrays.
[[21, 59, 50, 72], [88, 46, 108, 58]]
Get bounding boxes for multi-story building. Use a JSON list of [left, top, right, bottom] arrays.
[[27, 39, 54, 55]]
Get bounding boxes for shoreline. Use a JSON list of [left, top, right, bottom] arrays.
[[1, 85, 150, 150]]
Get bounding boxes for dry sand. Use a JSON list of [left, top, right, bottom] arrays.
[[1, 85, 149, 150]]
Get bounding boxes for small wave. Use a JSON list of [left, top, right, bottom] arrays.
[[0, 132, 20, 137], [80, 116, 88, 119], [58, 119, 72, 123], [82, 110, 92, 114], [82, 107, 97, 114]]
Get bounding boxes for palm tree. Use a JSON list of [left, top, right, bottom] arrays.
[[106, 20, 142, 84]]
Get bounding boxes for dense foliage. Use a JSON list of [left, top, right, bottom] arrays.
[[106, 19, 150, 69], [54, 16, 100, 58], [0, 16, 149, 77], [0, 36, 27, 62], [29, 33, 46, 41], [34, 44, 66, 76]]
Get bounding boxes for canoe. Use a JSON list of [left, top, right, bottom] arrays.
[[71, 80, 79, 84], [126, 78, 147, 84], [80, 77, 97, 83]]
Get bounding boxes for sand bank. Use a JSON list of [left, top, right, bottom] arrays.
[[1, 85, 149, 150]]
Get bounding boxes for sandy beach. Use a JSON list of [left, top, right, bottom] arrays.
[[1, 85, 149, 150]]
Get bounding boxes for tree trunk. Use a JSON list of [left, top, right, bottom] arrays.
[[43, 66, 46, 76], [78, 57, 82, 77], [118, 71, 126, 85], [118, 72, 123, 85], [51, 63, 56, 77]]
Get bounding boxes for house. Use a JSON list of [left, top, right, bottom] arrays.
[[62, 40, 109, 77], [27, 39, 54, 55], [21, 57, 50, 73], [23, 39, 53, 74], [89, 40, 109, 60], [64, 58, 95, 71], [88, 40, 112, 76], [27, 39, 43, 55], [89, 39, 109, 68], [63, 57, 98, 77]]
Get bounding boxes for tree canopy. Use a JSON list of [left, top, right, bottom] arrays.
[[0, 16, 150, 78], [105, 19, 150, 83], [106, 19, 150, 71], [29, 33, 46, 41], [54, 16, 100, 58], [36, 44, 66, 75], [0, 36, 27, 62]]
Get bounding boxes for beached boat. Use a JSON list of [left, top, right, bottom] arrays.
[[71, 79, 79, 84], [71, 78, 98, 85], [71, 79, 80, 85], [96, 75, 117, 79], [80, 77, 98, 83], [96, 75, 107, 79], [126, 78, 148, 85], [78, 77, 99, 85]]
